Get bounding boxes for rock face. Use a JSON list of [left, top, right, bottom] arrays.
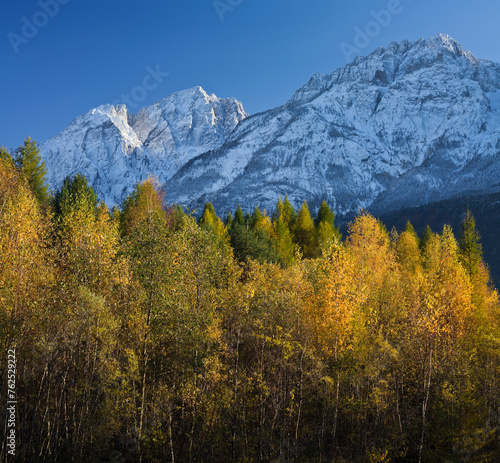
[[41, 34, 500, 216], [40, 86, 247, 205]]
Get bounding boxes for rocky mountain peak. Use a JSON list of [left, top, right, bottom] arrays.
[[39, 34, 500, 219]]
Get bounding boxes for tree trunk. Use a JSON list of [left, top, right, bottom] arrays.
[[419, 347, 433, 463]]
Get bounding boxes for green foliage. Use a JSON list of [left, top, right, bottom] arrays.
[[314, 200, 341, 250], [314, 200, 335, 227], [316, 220, 337, 250], [167, 203, 186, 230], [198, 202, 228, 242], [14, 137, 49, 205], [234, 204, 244, 226], [271, 216, 295, 266], [225, 211, 233, 229], [199, 202, 217, 226], [53, 173, 98, 218], [249, 206, 264, 229], [2, 160, 500, 463], [404, 220, 419, 243], [230, 221, 279, 264], [273, 195, 297, 230], [420, 224, 434, 252], [294, 200, 317, 258], [459, 208, 483, 279]]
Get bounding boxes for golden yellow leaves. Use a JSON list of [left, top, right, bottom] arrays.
[[307, 245, 359, 357], [0, 158, 52, 321], [59, 202, 122, 292]]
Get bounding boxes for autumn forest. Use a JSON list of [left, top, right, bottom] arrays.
[[1, 139, 500, 462]]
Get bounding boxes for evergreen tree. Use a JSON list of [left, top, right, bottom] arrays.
[[199, 202, 228, 242], [404, 221, 420, 245], [420, 225, 434, 252], [294, 201, 316, 258], [230, 225, 279, 264], [225, 211, 233, 230], [272, 197, 285, 223], [314, 200, 341, 247], [166, 204, 185, 231], [14, 137, 49, 205], [271, 217, 295, 266], [53, 173, 98, 218], [234, 204, 245, 226], [230, 206, 278, 264], [111, 205, 121, 222], [458, 208, 483, 279], [282, 196, 297, 229], [250, 207, 264, 230], [199, 202, 217, 228], [273, 196, 297, 229], [314, 200, 335, 227], [250, 207, 273, 235]]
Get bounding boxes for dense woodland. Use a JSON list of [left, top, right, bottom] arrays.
[[1, 139, 500, 462], [378, 192, 500, 288]]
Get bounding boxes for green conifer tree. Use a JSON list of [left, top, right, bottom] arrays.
[[282, 196, 297, 229], [167, 204, 185, 231], [53, 174, 98, 218], [294, 201, 316, 258], [404, 221, 420, 245], [225, 211, 233, 230], [272, 216, 295, 266], [314, 200, 341, 245], [250, 207, 264, 230], [198, 202, 227, 242], [14, 137, 49, 205], [234, 205, 245, 226], [272, 197, 284, 223], [199, 203, 217, 229], [458, 208, 483, 279], [420, 225, 434, 253], [314, 200, 335, 227]]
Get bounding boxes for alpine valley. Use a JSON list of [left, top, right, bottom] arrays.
[[40, 33, 500, 227]]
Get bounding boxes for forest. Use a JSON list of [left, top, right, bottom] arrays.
[[1, 138, 500, 462]]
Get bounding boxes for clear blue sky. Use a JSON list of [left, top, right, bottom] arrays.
[[1, 0, 500, 149]]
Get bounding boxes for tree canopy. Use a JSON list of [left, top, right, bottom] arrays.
[[1, 157, 499, 463]]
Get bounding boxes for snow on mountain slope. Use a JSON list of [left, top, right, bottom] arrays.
[[163, 34, 500, 216], [40, 86, 247, 205], [40, 34, 500, 218]]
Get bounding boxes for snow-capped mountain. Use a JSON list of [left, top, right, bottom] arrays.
[[40, 34, 500, 217], [163, 34, 500, 216], [40, 86, 247, 205]]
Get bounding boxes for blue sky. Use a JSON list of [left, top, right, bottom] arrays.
[[1, 0, 500, 148]]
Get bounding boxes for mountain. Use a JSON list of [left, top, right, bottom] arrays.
[[40, 34, 500, 219], [40, 86, 247, 205], [163, 34, 500, 216]]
